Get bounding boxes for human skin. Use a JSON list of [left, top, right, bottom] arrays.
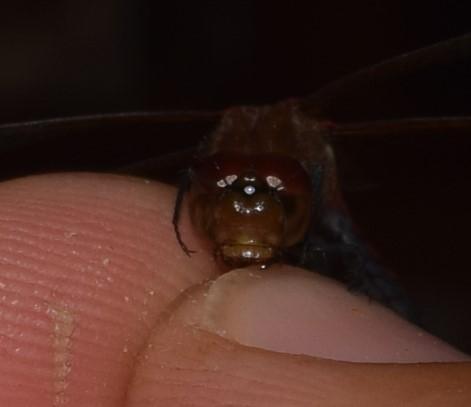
[[0, 173, 469, 407]]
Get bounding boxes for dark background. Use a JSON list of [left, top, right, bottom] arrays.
[[0, 2, 470, 353], [1, 1, 471, 121]]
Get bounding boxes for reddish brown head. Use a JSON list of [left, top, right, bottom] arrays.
[[189, 152, 312, 267]]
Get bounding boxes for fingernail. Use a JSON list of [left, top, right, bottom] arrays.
[[196, 266, 359, 355], [183, 267, 469, 362]]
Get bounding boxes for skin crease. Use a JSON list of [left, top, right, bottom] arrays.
[[0, 173, 468, 407]]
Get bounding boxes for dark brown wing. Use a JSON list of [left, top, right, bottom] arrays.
[[301, 33, 471, 121], [330, 116, 471, 188], [0, 111, 220, 182], [329, 118, 471, 352], [332, 116, 471, 137]]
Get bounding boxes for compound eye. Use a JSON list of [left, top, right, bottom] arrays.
[[266, 175, 284, 191], [216, 174, 238, 188], [191, 152, 249, 191], [256, 154, 312, 197], [255, 155, 313, 246]]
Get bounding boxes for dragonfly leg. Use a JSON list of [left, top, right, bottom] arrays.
[[172, 170, 196, 256], [302, 211, 416, 321]]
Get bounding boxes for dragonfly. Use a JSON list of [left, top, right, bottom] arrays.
[[0, 33, 470, 327]]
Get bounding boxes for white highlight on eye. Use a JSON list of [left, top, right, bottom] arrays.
[[244, 185, 256, 195], [226, 174, 238, 184], [216, 174, 238, 188], [266, 175, 284, 190]]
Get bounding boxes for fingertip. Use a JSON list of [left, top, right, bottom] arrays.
[[164, 267, 469, 363], [127, 268, 469, 406], [0, 173, 217, 406], [196, 267, 469, 362]]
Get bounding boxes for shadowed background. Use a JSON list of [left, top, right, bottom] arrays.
[[1, 2, 471, 121]]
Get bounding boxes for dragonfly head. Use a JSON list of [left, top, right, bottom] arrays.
[[188, 152, 313, 268]]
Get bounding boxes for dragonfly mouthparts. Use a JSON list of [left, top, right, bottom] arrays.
[[218, 243, 278, 268]]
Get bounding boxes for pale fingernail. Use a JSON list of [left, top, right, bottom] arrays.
[[182, 267, 469, 362]]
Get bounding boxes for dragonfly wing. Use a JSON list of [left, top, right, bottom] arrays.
[[302, 33, 471, 121], [0, 111, 220, 182], [331, 116, 471, 138]]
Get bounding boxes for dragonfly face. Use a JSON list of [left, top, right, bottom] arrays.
[[188, 151, 313, 267], [181, 101, 338, 268]]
